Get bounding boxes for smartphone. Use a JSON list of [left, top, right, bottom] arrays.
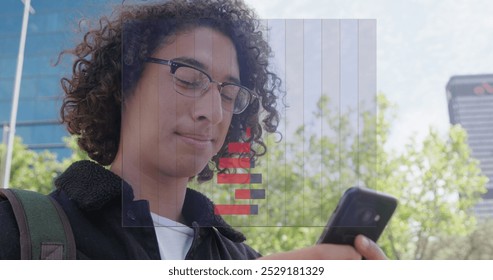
[[317, 186, 397, 245]]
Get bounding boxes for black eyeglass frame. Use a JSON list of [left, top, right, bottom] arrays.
[[145, 57, 257, 114]]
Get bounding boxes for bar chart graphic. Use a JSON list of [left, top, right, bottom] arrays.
[[214, 128, 266, 215]]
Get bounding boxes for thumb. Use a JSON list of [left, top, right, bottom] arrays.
[[354, 235, 387, 260]]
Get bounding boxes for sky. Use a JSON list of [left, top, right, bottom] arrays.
[[244, 0, 493, 151]]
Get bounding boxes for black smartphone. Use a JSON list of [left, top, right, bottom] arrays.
[[317, 186, 398, 245]]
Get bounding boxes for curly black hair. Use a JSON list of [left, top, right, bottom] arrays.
[[60, 0, 281, 182]]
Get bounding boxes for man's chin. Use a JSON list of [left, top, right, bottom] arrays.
[[162, 161, 211, 179]]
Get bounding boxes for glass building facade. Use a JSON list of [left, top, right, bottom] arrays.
[[0, 0, 121, 158], [447, 74, 493, 218]]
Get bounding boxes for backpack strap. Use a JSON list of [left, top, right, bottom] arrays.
[[0, 189, 76, 260]]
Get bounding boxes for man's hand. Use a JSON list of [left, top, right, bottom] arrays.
[[258, 235, 386, 260]]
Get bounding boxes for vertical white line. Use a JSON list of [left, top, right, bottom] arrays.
[[3, 0, 33, 189], [283, 19, 287, 226], [336, 20, 341, 193], [357, 20, 360, 186], [302, 19, 305, 225], [265, 18, 269, 227]]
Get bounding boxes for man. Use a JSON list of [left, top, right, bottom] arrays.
[[0, 0, 385, 259]]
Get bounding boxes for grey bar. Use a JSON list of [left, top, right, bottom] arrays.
[[250, 173, 262, 184], [250, 189, 266, 199]]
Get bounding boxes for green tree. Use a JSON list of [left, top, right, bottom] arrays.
[[0, 137, 64, 194], [423, 219, 493, 259], [60, 136, 91, 168], [378, 125, 488, 259], [238, 94, 488, 259]]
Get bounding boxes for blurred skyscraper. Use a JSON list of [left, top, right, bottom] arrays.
[[446, 74, 493, 218], [0, 0, 121, 158]]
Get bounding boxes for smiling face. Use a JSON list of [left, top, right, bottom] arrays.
[[119, 26, 239, 181]]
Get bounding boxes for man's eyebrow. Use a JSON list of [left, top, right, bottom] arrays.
[[174, 56, 242, 85], [174, 57, 206, 70]]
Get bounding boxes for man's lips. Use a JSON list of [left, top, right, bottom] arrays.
[[176, 132, 213, 141], [175, 132, 214, 148]]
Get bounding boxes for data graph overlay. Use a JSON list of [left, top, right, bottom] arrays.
[[192, 19, 376, 226]]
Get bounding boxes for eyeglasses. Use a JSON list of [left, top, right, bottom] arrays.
[[145, 57, 256, 114]]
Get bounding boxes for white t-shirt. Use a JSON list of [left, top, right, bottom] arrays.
[[150, 212, 194, 260]]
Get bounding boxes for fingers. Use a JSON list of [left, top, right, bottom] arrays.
[[258, 235, 387, 260], [354, 235, 387, 260], [258, 244, 362, 260]]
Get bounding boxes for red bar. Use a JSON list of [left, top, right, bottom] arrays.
[[484, 82, 493, 94], [217, 174, 250, 184], [214, 205, 253, 215], [219, 158, 250, 168], [246, 127, 251, 138], [228, 143, 250, 153], [235, 189, 251, 199]]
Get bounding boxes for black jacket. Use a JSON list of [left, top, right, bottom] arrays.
[[0, 160, 260, 260]]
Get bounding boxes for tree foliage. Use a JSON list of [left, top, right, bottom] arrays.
[[423, 219, 493, 259], [239, 94, 488, 259], [0, 137, 63, 194]]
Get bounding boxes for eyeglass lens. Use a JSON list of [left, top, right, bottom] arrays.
[[172, 66, 250, 113]]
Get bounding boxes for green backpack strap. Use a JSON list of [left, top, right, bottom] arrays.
[[0, 189, 76, 260]]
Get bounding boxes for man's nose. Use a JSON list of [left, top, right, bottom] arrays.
[[192, 83, 224, 124]]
